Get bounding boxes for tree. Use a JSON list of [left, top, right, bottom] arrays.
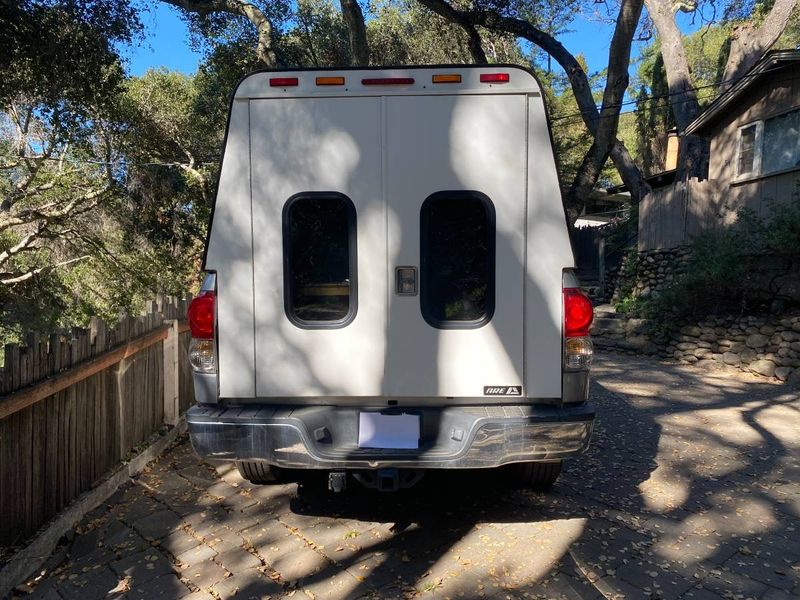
[[339, 0, 370, 64], [0, 2, 213, 342], [0, 0, 140, 106], [643, 0, 799, 178]]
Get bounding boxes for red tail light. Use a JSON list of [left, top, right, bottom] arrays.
[[564, 288, 593, 337], [480, 73, 510, 83], [188, 291, 215, 339], [361, 77, 414, 85]]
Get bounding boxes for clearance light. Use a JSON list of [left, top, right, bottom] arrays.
[[270, 77, 299, 87], [480, 73, 510, 83], [362, 77, 414, 85], [432, 74, 461, 83], [316, 76, 345, 86]]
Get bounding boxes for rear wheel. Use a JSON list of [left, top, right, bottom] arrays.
[[236, 461, 282, 484], [506, 460, 562, 490]]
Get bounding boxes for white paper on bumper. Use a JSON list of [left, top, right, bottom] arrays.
[[358, 412, 420, 449]]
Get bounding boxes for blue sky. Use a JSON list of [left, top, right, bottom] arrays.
[[125, 4, 204, 76], [124, 3, 700, 80]]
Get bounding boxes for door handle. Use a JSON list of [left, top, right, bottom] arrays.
[[395, 266, 417, 296]]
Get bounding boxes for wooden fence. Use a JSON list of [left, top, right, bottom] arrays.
[[0, 296, 195, 549], [639, 171, 800, 251], [637, 179, 718, 251]]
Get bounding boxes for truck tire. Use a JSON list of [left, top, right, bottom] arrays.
[[507, 460, 562, 490], [236, 461, 282, 484]]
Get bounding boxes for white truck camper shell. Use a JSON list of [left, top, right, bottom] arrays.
[[186, 65, 594, 482]]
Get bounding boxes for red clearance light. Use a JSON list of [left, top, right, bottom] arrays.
[[187, 291, 215, 339], [563, 288, 593, 337], [270, 77, 299, 87], [362, 77, 414, 85], [480, 73, 510, 83]]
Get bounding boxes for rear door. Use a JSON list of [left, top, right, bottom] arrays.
[[249, 97, 387, 398], [384, 94, 528, 399]]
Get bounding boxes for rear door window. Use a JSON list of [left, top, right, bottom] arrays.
[[420, 191, 495, 329], [283, 193, 357, 327]]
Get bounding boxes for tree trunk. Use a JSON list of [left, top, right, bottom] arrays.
[[564, 0, 644, 218], [642, 0, 701, 131], [339, 0, 370, 66], [721, 0, 798, 88], [610, 142, 651, 203]]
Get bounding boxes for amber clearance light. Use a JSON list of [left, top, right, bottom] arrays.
[[316, 76, 345, 86]]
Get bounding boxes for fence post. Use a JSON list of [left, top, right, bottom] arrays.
[[598, 236, 606, 300], [163, 319, 180, 426]]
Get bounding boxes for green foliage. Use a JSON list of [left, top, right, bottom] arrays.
[[621, 202, 800, 326], [0, 0, 140, 107], [0, 63, 215, 345], [368, 0, 522, 65]]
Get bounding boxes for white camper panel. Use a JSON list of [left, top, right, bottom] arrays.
[[384, 95, 526, 398], [250, 98, 386, 397], [205, 67, 574, 402], [204, 100, 256, 399]]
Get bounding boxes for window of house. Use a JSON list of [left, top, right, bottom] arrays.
[[737, 124, 758, 177], [736, 108, 800, 179], [762, 109, 800, 174], [420, 191, 495, 329], [283, 193, 357, 327]]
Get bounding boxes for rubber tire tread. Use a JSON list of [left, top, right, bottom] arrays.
[[509, 460, 562, 490], [236, 461, 279, 484]]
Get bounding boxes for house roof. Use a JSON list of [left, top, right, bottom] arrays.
[[605, 169, 676, 194], [685, 49, 800, 135]]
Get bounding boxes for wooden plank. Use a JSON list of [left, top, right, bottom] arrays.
[[30, 399, 46, 535], [44, 392, 60, 520], [66, 372, 78, 508], [0, 326, 169, 421]]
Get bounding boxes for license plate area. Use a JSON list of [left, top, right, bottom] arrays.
[[357, 412, 420, 449]]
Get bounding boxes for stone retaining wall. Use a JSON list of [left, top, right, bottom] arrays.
[[610, 247, 689, 304], [592, 313, 800, 385]]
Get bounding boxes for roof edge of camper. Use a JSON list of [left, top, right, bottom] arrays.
[[235, 64, 542, 99]]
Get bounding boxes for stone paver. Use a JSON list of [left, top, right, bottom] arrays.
[[11, 353, 800, 600]]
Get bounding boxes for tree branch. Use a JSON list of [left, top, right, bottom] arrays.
[[160, 0, 277, 66], [415, 0, 487, 63], [0, 223, 47, 267], [565, 0, 646, 214], [722, 0, 799, 87], [1, 255, 90, 285]]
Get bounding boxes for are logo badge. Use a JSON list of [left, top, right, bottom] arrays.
[[483, 386, 522, 396]]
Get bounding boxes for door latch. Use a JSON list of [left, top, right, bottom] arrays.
[[395, 266, 417, 296]]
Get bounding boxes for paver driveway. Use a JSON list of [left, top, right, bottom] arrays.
[[18, 353, 800, 600]]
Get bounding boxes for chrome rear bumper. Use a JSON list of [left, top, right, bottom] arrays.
[[187, 403, 594, 469]]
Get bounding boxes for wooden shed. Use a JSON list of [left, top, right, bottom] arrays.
[[637, 50, 800, 251]]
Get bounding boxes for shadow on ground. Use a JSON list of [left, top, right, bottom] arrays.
[[16, 353, 800, 600]]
